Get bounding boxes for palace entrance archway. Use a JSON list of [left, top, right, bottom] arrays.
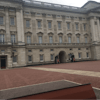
[[59, 51, 66, 63]]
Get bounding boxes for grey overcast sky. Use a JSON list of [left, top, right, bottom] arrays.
[[31, 0, 100, 7]]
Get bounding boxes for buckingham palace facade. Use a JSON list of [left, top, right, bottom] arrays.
[[0, 0, 100, 69]]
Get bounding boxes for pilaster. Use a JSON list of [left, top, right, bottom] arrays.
[[5, 8, 10, 43], [16, 9, 25, 45]]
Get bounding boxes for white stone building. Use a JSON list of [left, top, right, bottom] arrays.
[[0, 0, 100, 69]]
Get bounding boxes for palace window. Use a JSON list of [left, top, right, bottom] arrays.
[[59, 36, 62, 43], [37, 13, 41, 15], [40, 55, 43, 61], [58, 22, 61, 29], [76, 23, 79, 30], [38, 36, 42, 43], [27, 36, 31, 44], [28, 56, 32, 61], [11, 35, 16, 43], [0, 8, 4, 11], [0, 16, 3, 25], [1, 50, 5, 52], [13, 50, 16, 52], [67, 23, 70, 29], [49, 36, 53, 43], [68, 37, 71, 43], [40, 49, 43, 52], [25, 12, 29, 14], [26, 20, 30, 28], [50, 49, 54, 51], [78, 53, 81, 59], [28, 50, 32, 52], [85, 37, 87, 43], [57, 15, 60, 17], [78, 48, 81, 50], [77, 37, 80, 43], [86, 52, 89, 58], [48, 22, 51, 29], [38, 21, 41, 28], [51, 54, 54, 61], [83, 24, 86, 30], [0, 34, 4, 43], [13, 56, 17, 62], [10, 17, 14, 25]]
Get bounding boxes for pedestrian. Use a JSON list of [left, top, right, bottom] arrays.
[[57, 59, 60, 64], [73, 58, 75, 62]]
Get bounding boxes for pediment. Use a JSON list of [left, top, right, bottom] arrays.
[[37, 32, 43, 35], [67, 33, 72, 36], [84, 33, 88, 37], [25, 31, 32, 34], [75, 33, 80, 36], [58, 32, 63, 35], [48, 32, 54, 35], [0, 29, 6, 34]]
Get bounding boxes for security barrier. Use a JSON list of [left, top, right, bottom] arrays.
[[15, 83, 96, 99]]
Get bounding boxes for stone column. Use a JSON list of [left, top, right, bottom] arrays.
[[52, 15, 58, 43], [7, 47, 13, 68], [5, 8, 11, 44], [97, 17, 100, 42], [62, 15, 67, 43], [16, 9, 25, 45], [31, 12, 37, 43], [42, 13, 47, 43], [90, 17, 97, 42]]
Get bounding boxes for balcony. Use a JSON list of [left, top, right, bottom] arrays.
[[0, 42, 18, 46], [26, 43, 91, 48]]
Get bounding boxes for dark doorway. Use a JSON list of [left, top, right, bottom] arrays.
[[59, 51, 66, 63], [1, 56, 6, 69]]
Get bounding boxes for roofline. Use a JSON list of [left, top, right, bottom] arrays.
[[81, 1, 99, 8]]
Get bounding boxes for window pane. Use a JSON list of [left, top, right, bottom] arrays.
[[49, 36, 53, 43], [27, 36, 31, 43], [68, 37, 71, 43], [0, 34, 4, 43], [58, 22, 61, 29], [0, 17, 3, 25], [51, 54, 54, 60], [10, 17, 14, 25], [85, 37, 87, 43], [77, 37, 80, 43], [76, 23, 78, 30], [28, 56, 32, 61], [87, 53, 89, 58], [59, 36, 62, 43], [78, 53, 81, 58], [48, 22, 51, 29], [11, 35, 15, 43], [38, 21, 41, 28], [67, 23, 70, 29], [39, 36, 42, 43], [26, 20, 30, 27], [84, 24, 86, 30], [13, 56, 17, 62], [40, 55, 43, 61]]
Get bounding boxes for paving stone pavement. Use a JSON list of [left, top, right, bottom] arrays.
[[28, 67, 100, 78]]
